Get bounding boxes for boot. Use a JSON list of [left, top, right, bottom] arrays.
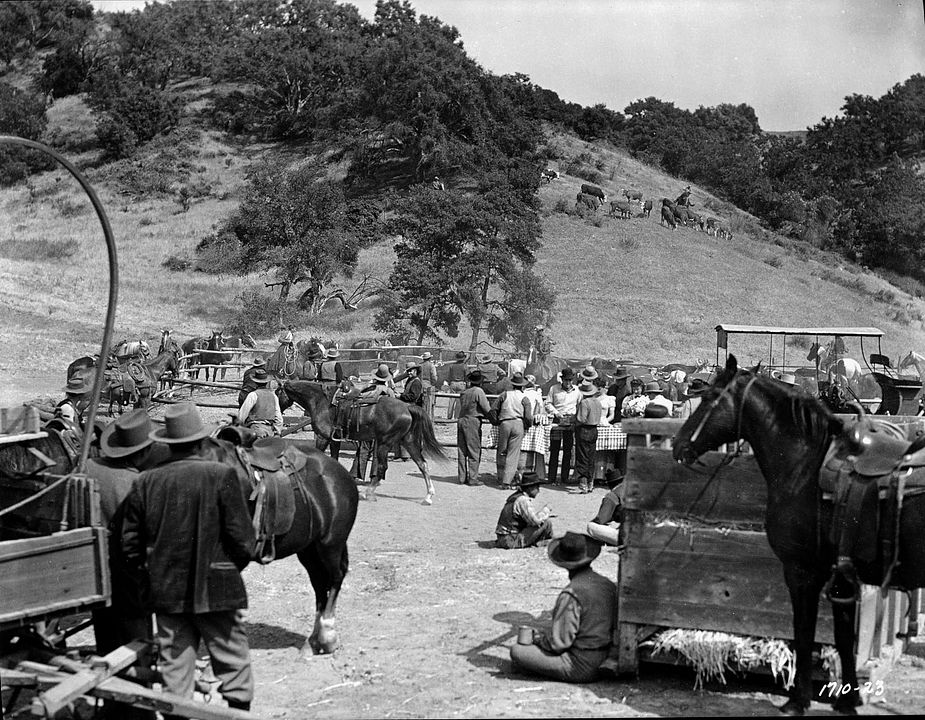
[[226, 698, 251, 712]]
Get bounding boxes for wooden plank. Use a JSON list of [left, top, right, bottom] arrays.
[[91, 674, 260, 719], [621, 417, 685, 437], [624, 449, 767, 522], [1, 405, 41, 436], [0, 431, 48, 446]]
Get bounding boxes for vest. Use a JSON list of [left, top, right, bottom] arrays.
[[565, 567, 617, 651], [400, 377, 424, 405], [446, 361, 468, 383], [495, 491, 526, 535], [319, 360, 339, 382], [245, 389, 278, 424], [498, 389, 527, 421]]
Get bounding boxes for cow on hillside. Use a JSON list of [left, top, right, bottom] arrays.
[[609, 200, 633, 218], [660, 205, 677, 230], [622, 188, 643, 203], [576, 192, 599, 212], [580, 183, 606, 205], [642, 199, 653, 218]]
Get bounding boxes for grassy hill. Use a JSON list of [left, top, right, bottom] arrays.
[[3, 95, 925, 406]]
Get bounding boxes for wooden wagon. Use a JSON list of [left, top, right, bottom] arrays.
[[614, 416, 922, 692]]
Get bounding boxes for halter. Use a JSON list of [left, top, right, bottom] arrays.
[[686, 371, 759, 468]]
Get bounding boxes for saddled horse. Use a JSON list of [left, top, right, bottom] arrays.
[[673, 355, 925, 715], [276, 380, 446, 505], [266, 338, 322, 380], [111, 338, 150, 363], [196, 435, 358, 654], [72, 350, 178, 412]]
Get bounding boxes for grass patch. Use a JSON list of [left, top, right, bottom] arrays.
[[0, 237, 79, 260]]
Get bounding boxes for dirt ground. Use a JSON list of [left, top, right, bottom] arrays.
[[7, 404, 925, 718]]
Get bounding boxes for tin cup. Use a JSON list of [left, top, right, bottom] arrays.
[[517, 626, 534, 645]]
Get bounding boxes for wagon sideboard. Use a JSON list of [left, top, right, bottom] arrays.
[[614, 417, 920, 678]]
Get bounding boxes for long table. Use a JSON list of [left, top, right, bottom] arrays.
[[487, 422, 627, 453]]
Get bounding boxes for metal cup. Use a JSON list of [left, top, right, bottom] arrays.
[[517, 626, 534, 645]]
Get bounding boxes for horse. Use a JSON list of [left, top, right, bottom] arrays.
[[197, 331, 246, 383], [133, 349, 179, 408], [197, 435, 358, 655], [180, 337, 208, 378], [111, 338, 150, 362], [672, 354, 925, 715], [275, 381, 446, 505], [808, 340, 862, 393], [266, 339, 320, 380]]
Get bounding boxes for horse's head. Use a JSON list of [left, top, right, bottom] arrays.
[[276, 382, 293, 412], [208, 331, 226, 351], [898, 351, 916, 372]]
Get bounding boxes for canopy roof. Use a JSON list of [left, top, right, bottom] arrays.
[[715, 325, 883, 338]]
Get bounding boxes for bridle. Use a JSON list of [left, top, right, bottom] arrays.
[[683, 371, 760, 473]]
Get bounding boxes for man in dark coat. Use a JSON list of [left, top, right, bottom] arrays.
[[121, 403, 256, 715], [398, 362, 425, 406], [445, 350, 469, 419], [456, 370, 491, 485], [237, 357, 267, 407]]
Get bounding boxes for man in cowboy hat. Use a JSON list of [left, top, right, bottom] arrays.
[[509, 531, 616, 682], [418, 351, 439, 389], [237, 367, 283, 438], [237, 356, 268, 407], [57, 375, 92, 427], [531, 325, 552, 364], [494, 472, 552, 549], [121, 403, 256, 714], [643, 380, 673, 417], [677, 377, 711, 420], [571, 381, 602, 493], [317, 347, 344, 389], [477, 353, 502, 393], [398, 361, 424, 407], [445, 350, 470, 419], [85, 409, 163, 719], [578, 365, 599, 384], [545, 366, 581, 486], [348, 364, 397, 481], [495, 372, 534, 489], [519, 374, 547, 482], [457, 370, 492, 485]]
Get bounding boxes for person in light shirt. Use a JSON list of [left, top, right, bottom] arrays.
[[545, 367, 581, 485], [621, 378, 648, 418], [643, 381, 674, 417]]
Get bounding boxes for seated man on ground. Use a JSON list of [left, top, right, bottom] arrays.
[[586, 470, 623, 546], [494, 472, 553, 549], [509, 531, 617, 682]]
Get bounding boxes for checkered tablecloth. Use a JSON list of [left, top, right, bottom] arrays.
[[488, 422, 625, 454]]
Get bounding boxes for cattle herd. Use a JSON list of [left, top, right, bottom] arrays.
[[543, 168, 734, 241]]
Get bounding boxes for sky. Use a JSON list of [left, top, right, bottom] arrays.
[[92, 0, 925, 131]]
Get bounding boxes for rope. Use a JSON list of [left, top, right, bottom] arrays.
[[0, 473, 71, 519]]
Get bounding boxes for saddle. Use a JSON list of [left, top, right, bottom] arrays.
[[824, 416, 925, 597], [234, 441, 310, 564], [332, 391, 378, 441]]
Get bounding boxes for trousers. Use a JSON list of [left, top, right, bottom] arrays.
[[457, 416, 483, 484], [510, 643, 608, 682], [156, 609, 253, 707], [496, 419, 525, 486], [574, 425, 598, 490], [495, 519, 553, 549], [548, 424, 574, 485]]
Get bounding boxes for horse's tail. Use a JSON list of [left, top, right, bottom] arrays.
[[407, 405, 447, 461]]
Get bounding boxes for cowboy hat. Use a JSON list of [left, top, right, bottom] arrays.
[[682, 378, 710, 398], [325, 348, 340, 359], [477, 353, 493, 364], [251, 357, 266, 367], [149, 402, 215, 444], [100, 408, 154, 459], [373, 364, 392, 382], [644, 381, 663, 394], [405, 361, 420, 372], [579, 366, 599, 382], [63, 376, 91, 395], [467, 370, 483, 384], [578, 381, 598, 396], [421, 351, 433, 361], [779, 372, 797, 386], [252, 368, 270, 385], [548, 531, 602, 570], [454, 350, 468, 361], [518, 471, 543, 488], [644, 403, 670, 418], [559, 367, 575, 380], [611, 367, 631, 382], [509, 373, 528, 388]]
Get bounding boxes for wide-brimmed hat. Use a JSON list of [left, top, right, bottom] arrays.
[[548, 531, 602, 570], [578, 381, 598, 396], [421, 351, 433, 361], [559, 367, 575, 381], [644, 381, 663, 394], [509, 373, 527, 388], [467, 370, 483, 384], [682, 378, 710, 398], [373, 364, 391, 382], [611, 367, 631, 382], [100, 408, 154, 459], [325, 348, 340, 359], [63, 376, 91, 395], [405, 361, 420, 373], [644, 403, 670, 418], [149, 402, 214, 444], [251, 357, 266, 368], [252, 368, 270, 385], [454, 350, 468, 361], [579, 366, 599, 382], [779, 372, 797, 386], [518, 471, 542, 488], [477, 353, 493, 364]]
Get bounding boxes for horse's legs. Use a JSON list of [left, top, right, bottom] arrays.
[[404, 438, 435, 506], [365, 442, 388, 502], [831, 597, 861, 713], [296, 543, 349, 656], [781, 564, 823, 715]]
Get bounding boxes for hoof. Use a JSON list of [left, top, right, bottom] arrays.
[[779, 699, 808, 716], [421, 495, 433, 506]]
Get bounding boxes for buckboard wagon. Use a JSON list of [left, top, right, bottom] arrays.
[[613, 417, 923, 698]]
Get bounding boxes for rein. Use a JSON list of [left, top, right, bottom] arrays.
[[685, 373, 759, 473]]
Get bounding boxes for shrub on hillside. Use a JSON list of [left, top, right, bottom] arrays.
[[0, 81, 54, 186], [161, 253, 192, 271], [0, 237, 79, 261], [230, 289, 286, 337], [553, 198, 570, 214], [193, 230, 241, 274]]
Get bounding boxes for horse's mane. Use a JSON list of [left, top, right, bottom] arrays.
[[750, 371, 838, 449]]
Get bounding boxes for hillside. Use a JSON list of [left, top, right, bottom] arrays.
[[3, 95, 925, 406]]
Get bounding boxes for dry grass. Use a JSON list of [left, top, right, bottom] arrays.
[[5, 107, 925, 404]]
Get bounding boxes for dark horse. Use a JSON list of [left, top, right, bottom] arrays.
[[72, 350, 178, 412], [198, 331, 256, 382], [673, 355, 925, 715], [197, 436, 358, 654], [276, 381, 446, 505]]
